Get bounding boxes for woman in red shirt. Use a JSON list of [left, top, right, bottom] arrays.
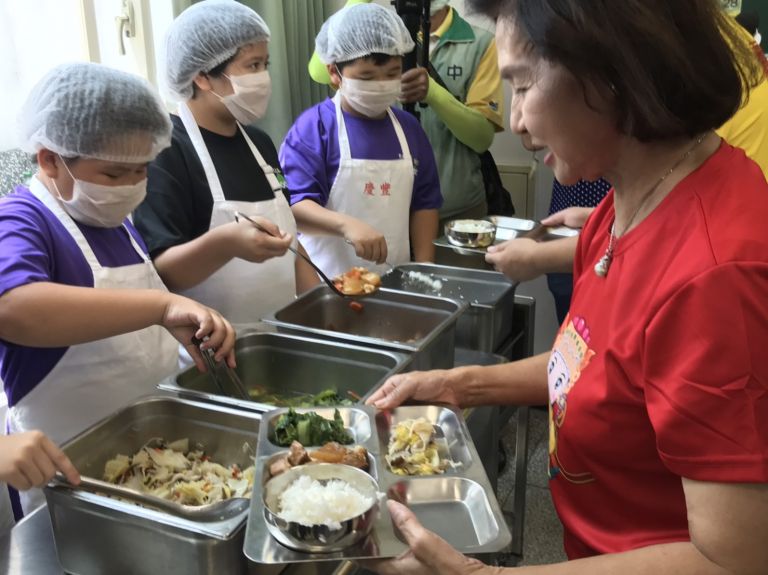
[[367, 0, 768, 573]]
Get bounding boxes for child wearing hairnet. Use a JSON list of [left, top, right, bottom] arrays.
[[280, 3, 442, 278], [134, 0, 319, 333], [0, 62, 236, 520]]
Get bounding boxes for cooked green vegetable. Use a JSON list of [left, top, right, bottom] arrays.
[[272, 408, 353, 447], [248, 388, 354, 408], [309, 389, 355, 407]]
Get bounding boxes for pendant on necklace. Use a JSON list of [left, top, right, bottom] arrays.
[[594, 254, 611, 277]]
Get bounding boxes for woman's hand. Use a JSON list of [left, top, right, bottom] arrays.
[[340, 218, 388, 264], [363, 501, 493, 575], [366, 369, 460, 409], [540, 206, 595, 229], [485, 238, 543, 282], [227, 217, 293, 263], [0, 432, 80, 491], [160, 294, 237, 370]]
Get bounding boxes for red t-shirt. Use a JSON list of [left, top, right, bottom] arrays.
[[548, 142, 768, 559]]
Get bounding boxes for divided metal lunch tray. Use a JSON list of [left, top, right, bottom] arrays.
[[434, 217, 580, 271], [435, 222, 578, 255], [244, 405, 511, 564]]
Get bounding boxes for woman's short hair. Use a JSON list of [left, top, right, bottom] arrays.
[[469, 0, 763, 142]]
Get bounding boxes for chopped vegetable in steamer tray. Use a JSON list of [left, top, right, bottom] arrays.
[[102, 437, 255, 506], [247, 388, 355, 408], [272, 408, 354, 447]]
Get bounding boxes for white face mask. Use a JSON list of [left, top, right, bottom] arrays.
[[339, 75, 401, 118], [54, 158, 147, 228], [214, 70, 272, 125]]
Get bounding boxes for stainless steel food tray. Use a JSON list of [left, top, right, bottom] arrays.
[[263, 286, 468, 370], [381, 263, 516, 352], [159, 332, 412, 412], [489, 216, 579, 242], [44, 396, 261, 575], [244, 405, 511, 564], [434, 218, 580, 271]]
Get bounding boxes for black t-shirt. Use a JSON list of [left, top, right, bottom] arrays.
[[134, 114, 290, 258]]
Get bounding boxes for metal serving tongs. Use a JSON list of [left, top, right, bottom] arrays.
[[191, 336, 250, 401], [53, 472, 250, 520], [234, 211, 349, 298]]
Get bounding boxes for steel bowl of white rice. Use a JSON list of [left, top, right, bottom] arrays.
[[263, 463, 380, 552], [445, 219, 497, 248]]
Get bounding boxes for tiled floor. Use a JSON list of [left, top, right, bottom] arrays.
[[497, 407, 568, 566]]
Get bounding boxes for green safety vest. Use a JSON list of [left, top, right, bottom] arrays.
[[421, 11, 495, 218]]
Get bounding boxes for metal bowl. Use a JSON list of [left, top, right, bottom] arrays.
[[263, 463, 380, 553], [445, 219, 497, 248]]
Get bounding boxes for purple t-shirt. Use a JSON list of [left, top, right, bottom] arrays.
[[0, 186, 148, 406], [279, 98, 443, 211]]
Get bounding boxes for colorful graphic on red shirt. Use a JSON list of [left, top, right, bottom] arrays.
[[548, 314, 595, 483]]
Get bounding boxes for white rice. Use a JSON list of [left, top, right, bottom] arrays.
[[405, 270, 443, 292], [451, 220, 493, 233], [277, 475, 374, 529]]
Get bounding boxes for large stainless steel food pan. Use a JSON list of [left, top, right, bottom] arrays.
[[43, 396, 262, 575], [380, 264, 516, 352], [244, 405, 511, 564], [159, 332, 412, 412], [263, 286, 468, 370]]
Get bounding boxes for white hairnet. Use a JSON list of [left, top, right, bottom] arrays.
[[431, 0, 451, 15], [316, 3, 415, 65], [18, 62, 171, 164], [165, 0, 270, 101]]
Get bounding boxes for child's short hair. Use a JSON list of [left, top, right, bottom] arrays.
[[336, 52, 400, 73]]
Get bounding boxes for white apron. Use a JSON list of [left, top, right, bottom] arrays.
[[177, 103, 296, 330], [300, 94, 415, 278], [0, 483, 13, 535], [7, 177, 179, 514]]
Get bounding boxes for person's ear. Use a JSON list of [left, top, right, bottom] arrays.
[[192, 72, 214, 94], [328, 64, 342, 90], [37, 149, 59, 179]]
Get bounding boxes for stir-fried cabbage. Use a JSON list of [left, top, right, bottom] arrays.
[[102, 438, 254, 506], [385, 418, 453, 476]]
